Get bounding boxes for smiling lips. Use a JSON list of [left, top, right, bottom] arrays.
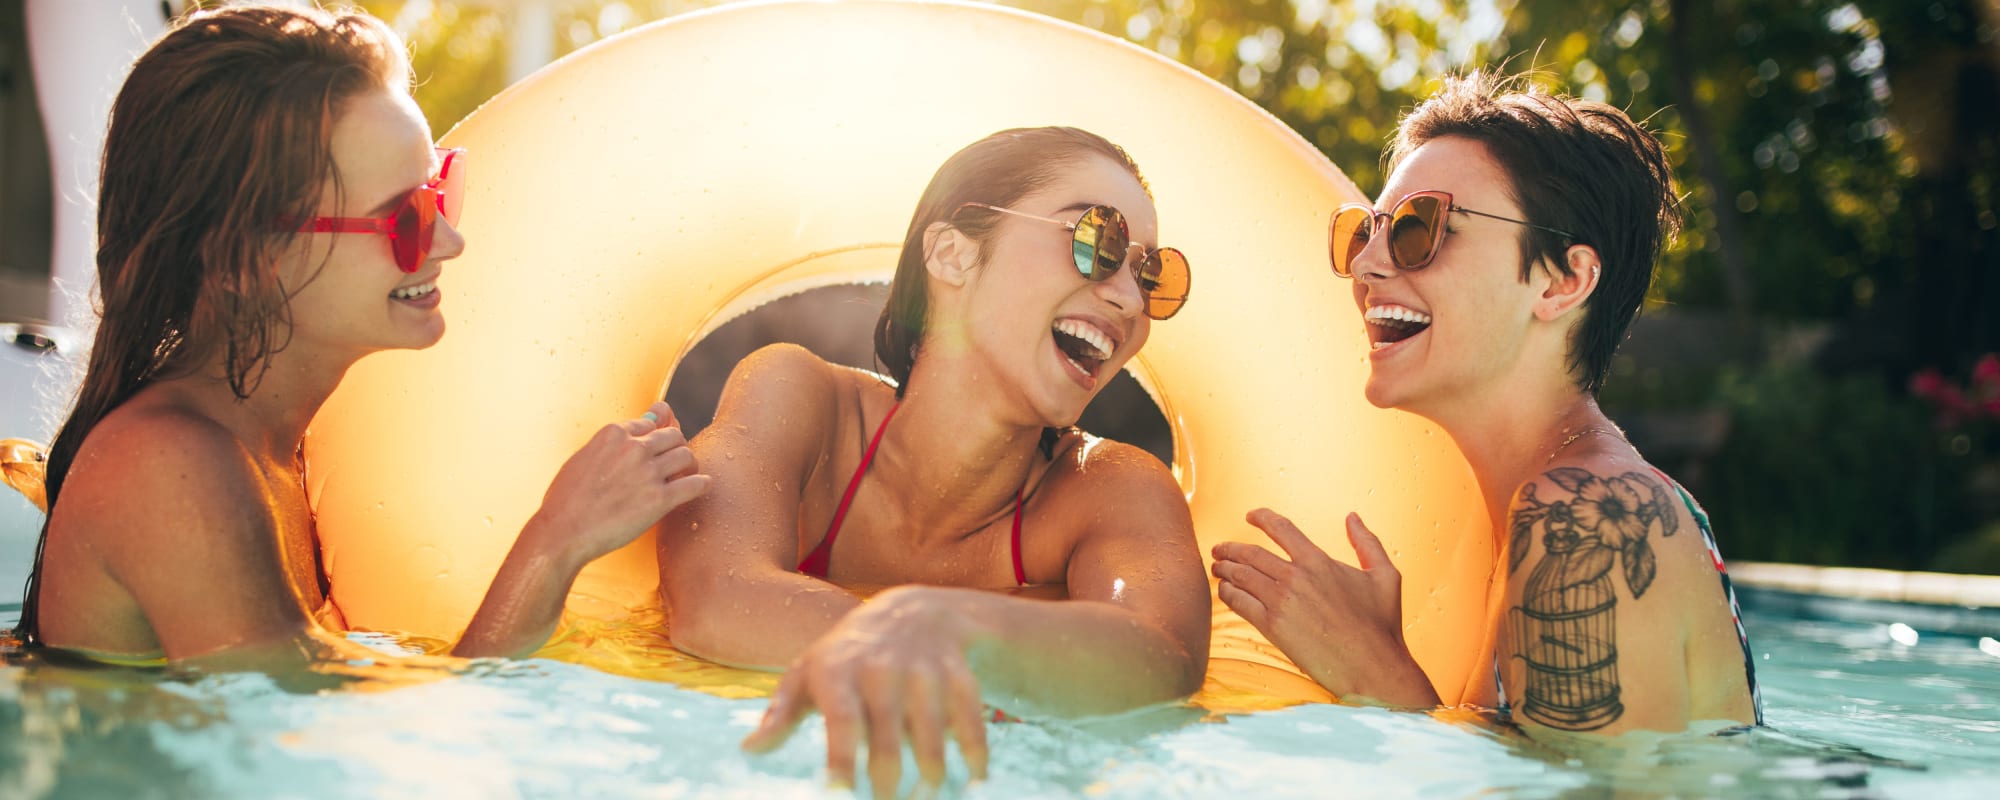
[[390, 281, 436, 300], [1052, 318, 1117, 380], [1365, 304, 1433, 351], [390, 280, 440, 310]]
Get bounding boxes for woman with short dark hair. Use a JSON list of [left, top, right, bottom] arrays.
[[1213, 72, 1762, 734]]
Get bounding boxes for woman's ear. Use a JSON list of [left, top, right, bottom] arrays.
[[1534, 243, 1601, 322], [923, 222, 977, 287]]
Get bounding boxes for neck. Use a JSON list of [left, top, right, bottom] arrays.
[[171, 341, 358, 463], [872, 355, 1049, 542], [1424, 373, 1608, 532]]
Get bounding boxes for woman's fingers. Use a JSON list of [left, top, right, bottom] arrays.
[[1210, 558, 1281, 601], [646, 401, 679, 431], [1211, 541, 1293, 581], [653, 441, 697, 479], [620, 402, 680, 437], [904, 669, 948, 793], [741, 672, 812, 753], [820, 684, 864, 791], [1216, 578, 1269, 628], [1345, 513, 1398, 574], [1245, 508, 1329, 563], [944, 665, 989, 781], [657, 473, 710, 511], [862, 668, 906, 800], [641, 425, 688, 456]]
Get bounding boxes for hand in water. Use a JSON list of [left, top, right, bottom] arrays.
[[742, 586, 990, 798], [528, 401, 710, 567], [1211, 509, 1439, 706]]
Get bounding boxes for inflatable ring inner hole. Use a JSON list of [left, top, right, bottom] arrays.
[[663, 275, 1175, 464]]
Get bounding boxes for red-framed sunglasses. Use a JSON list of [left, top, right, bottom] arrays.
[[277, 147, 466, 273], [1328, 189, 1577, 277], [954, 202, 1191, 320]]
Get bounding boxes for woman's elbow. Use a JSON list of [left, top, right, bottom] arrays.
[[660, 566, 730, 658], [1167, 645, 1207, 698]]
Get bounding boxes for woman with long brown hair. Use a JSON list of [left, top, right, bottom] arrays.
[[20, 4, 706, 666], [661, 127, 1210, 796]]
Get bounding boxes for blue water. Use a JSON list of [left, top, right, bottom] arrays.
[[0, 603, 1993, 798]]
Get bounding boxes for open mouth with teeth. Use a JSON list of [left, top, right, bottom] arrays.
[[1365, 305, 1433, 351], [391, 281, 438, 302], [1052, 318, 1114, 379]]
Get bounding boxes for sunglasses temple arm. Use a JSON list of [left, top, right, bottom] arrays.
[[966, 203, 1077, 231]]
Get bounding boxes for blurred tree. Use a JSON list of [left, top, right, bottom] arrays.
[[1500, 0, 2000, 375], [225, 0, 1998, 567], [327, 1, 1998, 371]]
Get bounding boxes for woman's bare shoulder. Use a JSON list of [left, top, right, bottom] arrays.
[[1044, 434, 1188, 527], [52, 398, 275, 564], [714, 344, 894, 420], [700, 345, 904, 481], [68, 399, 260, 497]]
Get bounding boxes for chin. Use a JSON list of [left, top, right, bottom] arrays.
[[1362, 365, 1401, 406], [1038, 397, 1087, 429], [395, 319, 448, 350], [1362, 379, 1400, 410], [1363, 372, 1430, 413]]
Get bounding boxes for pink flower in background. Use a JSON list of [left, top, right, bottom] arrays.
[[1974, 355, 2000, 421], [1974, 354, 2000, 387], [1910, 359, 1998, 429], [1911, 368, 1947, 399]]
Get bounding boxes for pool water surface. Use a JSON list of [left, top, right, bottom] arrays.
[[0, 597, 1993, 799]]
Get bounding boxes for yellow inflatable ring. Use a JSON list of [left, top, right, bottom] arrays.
[[303, 0, 1494, 707]]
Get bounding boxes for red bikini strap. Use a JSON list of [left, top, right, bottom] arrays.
[[1010, 488, 1026, 586], [798, 401, 901, 577]]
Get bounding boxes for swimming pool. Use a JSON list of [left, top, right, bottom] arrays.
[[1, 590, 1992, 799]]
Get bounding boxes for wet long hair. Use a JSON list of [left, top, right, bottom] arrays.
[[17, 5, 407, 644], [872, 127, 1147, 455]]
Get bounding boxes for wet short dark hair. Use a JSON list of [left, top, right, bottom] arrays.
[[1387, 71, 1681, 394]]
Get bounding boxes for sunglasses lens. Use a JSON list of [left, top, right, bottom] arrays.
[[1329, 205, 1373, 277], [392, 189, 437, 273], [1071, 206, 1128, 281], [1142, 248, 1191, 320], [1390, 194, 1444, 269]]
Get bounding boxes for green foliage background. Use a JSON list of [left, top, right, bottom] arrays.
[[318, 0, 1998, 570]]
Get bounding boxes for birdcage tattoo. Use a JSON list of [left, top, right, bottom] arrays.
[[1509, 532, 1623, 730]]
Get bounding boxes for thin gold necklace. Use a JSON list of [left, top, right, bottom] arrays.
[[1547, 425, 1624, 463]]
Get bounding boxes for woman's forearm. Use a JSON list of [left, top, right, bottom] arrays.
[[664, 567, 862, 669], [451, 518, 586, 659], [925, 588, 1204, 717]]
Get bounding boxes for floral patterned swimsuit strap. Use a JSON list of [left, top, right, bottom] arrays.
[[1650, 467, 1765, 726]]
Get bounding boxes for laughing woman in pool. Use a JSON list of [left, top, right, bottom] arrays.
[[1212, 73, 1761, 734], [659, 128, 1210, 792], [19, 6, 706, 666]]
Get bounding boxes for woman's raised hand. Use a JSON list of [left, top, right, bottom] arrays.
[[528, 400, 710, 567], [1211, 509, 1440, 707], [741, 586, 991, 799]]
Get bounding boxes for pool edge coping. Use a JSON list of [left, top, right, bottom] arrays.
[[1731, 561, 2000, 608]]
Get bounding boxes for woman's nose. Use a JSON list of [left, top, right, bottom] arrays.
[[1096, 249, 1147, 315], [430, 215, 467, 264]]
